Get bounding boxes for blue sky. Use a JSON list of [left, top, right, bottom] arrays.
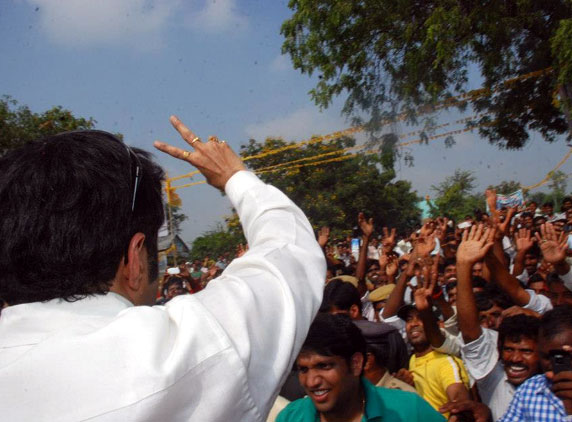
[[1, 0, 570, 243]]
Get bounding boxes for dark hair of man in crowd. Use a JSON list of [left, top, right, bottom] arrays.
[[474, 292, 494, 312], [440, 257, 457, 273], [300, 313, 367, 368], [483, 283, 514, 309], [319, 279, 361, 313], [497, 314, 540, 352], [358, 327, 409, 373], [0, 131, 165, 305], [472, 276, 487, 290], [539, 304, 572, 340]]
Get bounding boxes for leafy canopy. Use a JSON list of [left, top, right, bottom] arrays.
[[0, 95, 96, 156], [240, 136, 420, 236], [282, 1, 572, 149]]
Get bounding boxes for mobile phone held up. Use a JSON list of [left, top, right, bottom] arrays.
[[550, 349, 572, 374]]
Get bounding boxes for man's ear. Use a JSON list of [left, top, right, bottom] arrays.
[[349, 304, 360, 319], [350, 352, 364, 376], [123, 232, 146, 291], [363, 353, 375, 371]]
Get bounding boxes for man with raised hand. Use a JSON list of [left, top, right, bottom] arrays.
[[0, 116, 325, 421], [456, 224, 542, 421]]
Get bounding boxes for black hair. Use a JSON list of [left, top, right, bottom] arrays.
[[320, 279, 361, 313], [0, 130, 165, 305], [521, 212, 533, 219], [474, 291, 494, 312], [445, 281, 457, 292], [525, 243, 541, 259], [539, 305, 572, 341], [443, 257, 457, 268], [300, 313, 366, 366], [162, 276, 187, 297], [362, 330, 409, 373], [472, 276, 487, 289], [483, 283, 514, 309], [528, 273, 546, 284], [543, 201, 554, 207], [498, 314, 540, 349]]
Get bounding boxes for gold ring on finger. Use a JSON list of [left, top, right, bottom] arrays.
[[191, 137, 200, 144], [183, 150, 191, 159]]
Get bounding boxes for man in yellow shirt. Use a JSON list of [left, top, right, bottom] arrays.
[[399, 304, 471, 415]]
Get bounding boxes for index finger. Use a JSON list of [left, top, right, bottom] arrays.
[[169, 115, 203, 148]]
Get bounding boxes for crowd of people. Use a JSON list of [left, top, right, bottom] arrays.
[[160, 194, 572, 422], [2, 118, 572, 422]]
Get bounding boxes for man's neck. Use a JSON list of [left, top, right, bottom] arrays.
[[367, 366, 386, 385], [319, 387, 364, 422], [413, 343, 432, 358]]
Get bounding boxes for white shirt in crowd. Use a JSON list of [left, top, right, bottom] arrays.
[[0, 171, 326, 422]]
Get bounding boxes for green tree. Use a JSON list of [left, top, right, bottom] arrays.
[[282, 1, 572, 149], [0, 95, 96, 156], [430, 169, 485, 221], [241, 136, 420, 236], [548, 170, 569, 209], [488, 180, 522, 195], [190, 223, 245, 261]]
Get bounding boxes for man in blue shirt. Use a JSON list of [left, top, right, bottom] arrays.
[[277, 313, 447, 422], [500, 305, 572, 421]]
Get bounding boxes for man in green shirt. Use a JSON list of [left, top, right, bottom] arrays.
[[276, 313, 445, 422]]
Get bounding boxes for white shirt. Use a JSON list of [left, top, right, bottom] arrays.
[[0, 171, 326, 422], [461, 328, 515, 421]]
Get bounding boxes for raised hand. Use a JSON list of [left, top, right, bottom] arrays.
[[415, 234, 436, 258], [154, 116, 246, 190], [386, 255, 399, 278], [414, 260, 437, 312], [536, 222, 568, 265], [495, 206, 517, 239], [317, 226, 330, 248], [358, 212, 374, 239], [419, 220, 435, 237], [381, 227, 396, 253], [435, 217, 449, 242], [515, 228, 535, 252], [457, 224, 496, 265]]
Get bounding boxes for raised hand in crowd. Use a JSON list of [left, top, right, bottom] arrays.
[[358, 212, 375, 239], [457, 225, 496, 266], [512, 227, 535, 277], [456, 224, 496, 343], [356, 212, 375, 296], [536, 223, 568, 266], [515, 228, 535, 253], [317, 226, 330, 249], [382, 226, 397, 254]]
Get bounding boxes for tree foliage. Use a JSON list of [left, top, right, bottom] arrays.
[[240, 136, 420, 236], [0, 95, 96, 156], [190, 222, 245, 261], [282, 1, 572, 149], [488, 180, 522, 195], [429, 169, 485, 221]]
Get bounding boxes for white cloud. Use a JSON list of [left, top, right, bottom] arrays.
[[185, 0, 248, 33], [27, 0, 180, 49], [245, 107, 347, 142]]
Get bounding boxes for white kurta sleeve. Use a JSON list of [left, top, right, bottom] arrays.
[[191, 171, 326, 416]]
